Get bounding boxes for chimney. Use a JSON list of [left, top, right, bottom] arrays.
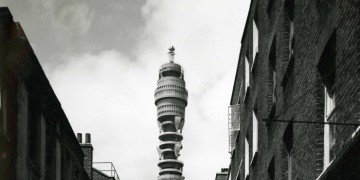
[[77, 133, 82, 143], [80, 133, 93, 179], [85, 133, 91, 143]]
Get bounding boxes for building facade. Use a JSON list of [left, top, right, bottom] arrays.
[[154, 47, 187, 180], [228, 0, 359, 180], [0, 7, 89, 180], [0, 7, 120, 180]]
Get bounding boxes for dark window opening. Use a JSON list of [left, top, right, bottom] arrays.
[[269, 37, 276, 75], [283, 121, 294, 180], [268, 157, 275, 180], [285, 0, 294, 21], [318, 31, 336, 166], [283, 122, 293, 153], [317, 32, 336, 92], [267, 0, 275, 15]]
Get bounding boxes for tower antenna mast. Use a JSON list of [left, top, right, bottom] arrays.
[[168, 46, 175, 63]]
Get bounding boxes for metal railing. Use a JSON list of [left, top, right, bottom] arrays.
[[228, 104, 241, 153], [93, 162, 120, 180]]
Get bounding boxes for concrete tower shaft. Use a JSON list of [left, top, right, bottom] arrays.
[[155, 47, 187, 180]]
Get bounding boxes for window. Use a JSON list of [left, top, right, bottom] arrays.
[[245, 137, 249, 178], [28, 93, 41, 174], [245, 56, 250, 90], [317, 31, 336, 168], [324, 118, 331, 167], [324, 88, 335, 119], [252, 20, 259, 70], [285, 0, 294, 21], [268, 157, 275, 180], [269, 37, 277, 104], [252, 111, 258, 157], [283, 122, 293, 180]]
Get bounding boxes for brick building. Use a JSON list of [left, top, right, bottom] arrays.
[[0, 7, 120, 180], [0, 7, 89, 180], [77, 133, 120, 180], [227, 0, 359, 180]]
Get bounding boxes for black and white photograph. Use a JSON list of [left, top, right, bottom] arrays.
[[0, 0, 359, 180]]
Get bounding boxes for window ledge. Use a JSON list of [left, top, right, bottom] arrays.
[[250, 152, 258, 166]]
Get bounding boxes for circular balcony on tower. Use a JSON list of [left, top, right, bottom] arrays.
[[161, 148, 176, 159], [159, 132, 183, 141], [159, 141, 182, 150], [158, 159, 184, 169], [161, 121, 176, 132], [159, 168, 183, 176]]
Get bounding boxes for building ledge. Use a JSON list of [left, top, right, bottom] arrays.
[[316, 126, 360, 180]]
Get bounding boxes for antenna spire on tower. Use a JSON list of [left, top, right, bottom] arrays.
[[168, 46, 175, 63]]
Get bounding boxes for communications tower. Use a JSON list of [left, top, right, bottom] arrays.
[[155, 47, 187, 180]]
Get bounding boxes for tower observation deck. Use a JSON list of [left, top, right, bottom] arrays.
[[155, 47, 187, 180]]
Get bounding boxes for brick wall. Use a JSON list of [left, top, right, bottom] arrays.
[[229, 0, 359, 180]]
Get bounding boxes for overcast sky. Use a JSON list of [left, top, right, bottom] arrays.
[[2, 0, 250, 179]]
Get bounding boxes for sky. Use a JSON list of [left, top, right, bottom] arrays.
[[2, 0, 250, 179]]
